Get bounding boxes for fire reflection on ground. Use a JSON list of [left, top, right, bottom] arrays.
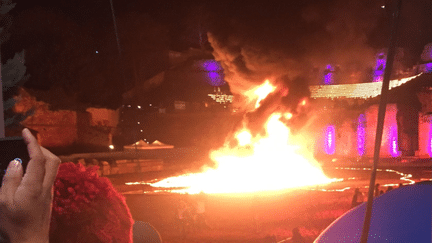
[[124, 166, 415, 194]]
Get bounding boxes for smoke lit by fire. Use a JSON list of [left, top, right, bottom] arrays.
[[147, 81, 337, 194]]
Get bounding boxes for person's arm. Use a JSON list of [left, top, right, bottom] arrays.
[[0, 128, 61, 243]]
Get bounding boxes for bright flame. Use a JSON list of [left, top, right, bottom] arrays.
[[246, 80, 276, 108], [300, 99, 307, 106], [236, 130, 252, 146], [150, 113, 336, 194]]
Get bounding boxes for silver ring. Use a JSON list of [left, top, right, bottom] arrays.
[[13, 158, 22, 164]]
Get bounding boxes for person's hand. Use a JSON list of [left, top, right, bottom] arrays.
[[0, 128, 61, 243]]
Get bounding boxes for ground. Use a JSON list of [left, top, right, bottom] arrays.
[[111, 162, 431, 242]]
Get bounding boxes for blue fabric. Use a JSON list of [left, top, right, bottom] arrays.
[[315, 183, 432, 243], [133, 221, 162, 243]]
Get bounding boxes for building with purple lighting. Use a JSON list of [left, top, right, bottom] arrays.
[[310, 71, 432, 160]]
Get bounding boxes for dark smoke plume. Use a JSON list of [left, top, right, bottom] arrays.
[[207, 0, 384, 110]]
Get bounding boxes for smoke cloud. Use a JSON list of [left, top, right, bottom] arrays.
[[207, 0, 384, 109]]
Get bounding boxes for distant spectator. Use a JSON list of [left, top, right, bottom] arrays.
[[291, 228, 306, 243], [194, 191, 211, 230], [177, 198, 194, 238], [50, 162, 134, 243], [399, 183, 404, 188], [351, 188, 363, 208], [374, 183, 380, 197], [386, 186, 394, 193]]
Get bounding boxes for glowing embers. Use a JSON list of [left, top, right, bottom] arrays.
[[389, 125, 400, 157], [325, 125, 336, 155], [357, 114, 366, 156], [149, 113, 336, 194]]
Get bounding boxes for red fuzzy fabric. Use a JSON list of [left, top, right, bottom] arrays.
[[50, 162, 133, 243]]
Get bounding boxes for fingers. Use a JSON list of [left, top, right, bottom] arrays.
[[21, 128, 46, 187], [40, 147, 61, 195], [1, 160, 23, 203]]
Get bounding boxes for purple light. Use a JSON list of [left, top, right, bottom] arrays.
[[389, 125, 400, 157], [424, 63, 432, 73], [203, 60, 222, 72], [428, 123, 432, 157], [373, 52, 386, 82], [325, 125, 335, 155], [207, 72, 226, 86], [324, 65, 334, 85], [357, 114, 366, 156]]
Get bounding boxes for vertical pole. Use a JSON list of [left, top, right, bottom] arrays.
[[109, 0, 121, 56], [0, 47, 4, 138], [360, 0, 402, 242]]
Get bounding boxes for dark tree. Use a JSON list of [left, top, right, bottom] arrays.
[[0, 0, 33, 136]]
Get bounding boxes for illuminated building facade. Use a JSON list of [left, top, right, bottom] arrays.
[[310, 72, 432, 160]]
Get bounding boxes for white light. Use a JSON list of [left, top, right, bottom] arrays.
[[149, 104, 152, 106], [137, 106, 141, 109], [137, 122, 140, 124], [96, 51, 99, 53], [140, 130, 143, 132], [127, 105, 131, 107], [109, 145, 114, 150], [381, 5, 385, 8]]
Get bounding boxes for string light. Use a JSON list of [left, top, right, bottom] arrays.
[[208, 94, 233, 104], [309, 74, 422, 99]]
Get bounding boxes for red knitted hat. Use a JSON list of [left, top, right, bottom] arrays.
[[50, 162, 134, 243]]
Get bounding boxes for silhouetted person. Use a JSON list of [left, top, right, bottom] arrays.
[[399, 183, 404, 188], [386, 186, 394, 193], [374, 183, 380, 197], [351, 188, 363, 208], [194, 191, 210, 230], [290, 228, 305, 243], [177, 198, 193, 238]]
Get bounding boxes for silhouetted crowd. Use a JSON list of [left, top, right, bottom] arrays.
[[351, 183, 402, 208]]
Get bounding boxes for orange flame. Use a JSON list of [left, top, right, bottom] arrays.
[[245, 79, 275, 108], [150, 80, 337, 194], [150, 120, 335, 193], [148, 80, 336, 194]]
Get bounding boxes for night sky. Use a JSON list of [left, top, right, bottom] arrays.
[[4, 0, 432, 108]]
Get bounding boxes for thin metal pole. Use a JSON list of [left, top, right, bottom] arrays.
[[360, 0, 402, 242], [0, 47, 4, 138], [109, 0, 122, 56]]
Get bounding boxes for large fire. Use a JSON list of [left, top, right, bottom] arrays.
[[148, 80, 337, 194]]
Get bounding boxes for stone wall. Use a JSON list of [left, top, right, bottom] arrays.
[[14, 88, 78, 147], [12, 88, 118, 148]]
